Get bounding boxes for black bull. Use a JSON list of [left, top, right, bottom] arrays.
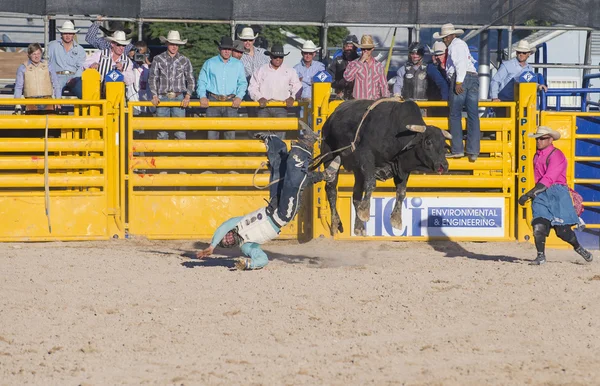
[[316, 99, 452, 236]]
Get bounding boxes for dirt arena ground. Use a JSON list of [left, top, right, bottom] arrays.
[[1, 237, 599, 385]]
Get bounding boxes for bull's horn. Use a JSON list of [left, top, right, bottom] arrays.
[[298, 120, 311, 132], [406, 124, 427, 132], [442, 130, 453, 139]]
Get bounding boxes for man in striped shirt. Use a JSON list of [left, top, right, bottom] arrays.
[[343, 35, 389, 100]]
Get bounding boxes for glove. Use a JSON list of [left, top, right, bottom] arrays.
[[518, 182, 547, 206], [13, 105, 22, 115]]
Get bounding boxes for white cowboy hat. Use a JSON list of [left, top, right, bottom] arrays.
[[237, 27, 258, 40], [159, 30, 187, 45], [300, 40, 321, 53], [57, 21, 80, 34], [528, 126, 561, 140], [431, 41, 446, 55], [515, 40, 536, 53], [433, 23, 464, 39], [105, 30, 131, 46]]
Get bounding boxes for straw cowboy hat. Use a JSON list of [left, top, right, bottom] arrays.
[[515, 40, 536, 53], [431, 41, 446, 55], [105, 31, 131, 46], [264, 44, 289, 57], [300, 40, 320, 53], [354, 35, 375, 49], [528, 126, 561, 140], [57, 21, 79, 34], [433, 23, 465, 39], [237, 27, 259, 40], [159, 30, 187, 45], [232, 40, 245, 52]]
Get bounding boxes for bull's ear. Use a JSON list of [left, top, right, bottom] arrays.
[[406, 124, 427, 133], [442, 130, 452, 139]]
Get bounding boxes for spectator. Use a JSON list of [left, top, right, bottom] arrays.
[[328, 35, 359, 99], [14, 43, 61, 114], [434, 23, 480, 162], [343, 35, 389, 100], [46, 21, 85, 98], [232, 40, 245, 60], [239, 27, 269, 79], [490, 40, 548, 116], [197, 36, 247, 140], [127, 41, 154, 116], [149, 30, 195, 141], [86, 15, 135, 55], [84, 31, 134, 87], [293, 40, 325, 102], [393, 42, 428, 100], [426, 41, 450, 116], [518, 126, 593, 265], [248, 44, 302, 139]]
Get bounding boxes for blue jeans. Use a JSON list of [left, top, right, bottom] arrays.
[[57, 75, 82, 98], [206, 95, 237, 140], [264, 136, 324, 228], [257, 107, 289, 139], [156, 94, 186, 140], [448, 73, 480, 155]]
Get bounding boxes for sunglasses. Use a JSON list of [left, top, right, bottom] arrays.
[[363, 47, 374, 51], [517, 52, 530, 55], [536, 136, 552, 141], [241, 39, 254, 42]]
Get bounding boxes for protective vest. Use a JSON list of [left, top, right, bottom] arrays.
[[97, 48, 131, 82], [23, 61, 53, 98], [236, 207, 279, 245], [402, 63, 428, 100]]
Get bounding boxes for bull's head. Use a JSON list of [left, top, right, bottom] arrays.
[[406, 124, 451, 174]]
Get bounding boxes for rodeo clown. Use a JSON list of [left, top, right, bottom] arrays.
[[196, 123, 341, 270]]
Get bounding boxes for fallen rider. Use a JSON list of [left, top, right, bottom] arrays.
[[196, 128, 341, 270]]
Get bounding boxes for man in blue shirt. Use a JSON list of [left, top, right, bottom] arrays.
[[293, 40, 326, 101], [490, 40, 547, 116], [46, 21, 86, 98], [196, 125, 341, 270], [197, 36, 248, 140]]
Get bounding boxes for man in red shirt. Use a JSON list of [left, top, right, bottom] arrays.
[[343, 35, 389, 100]]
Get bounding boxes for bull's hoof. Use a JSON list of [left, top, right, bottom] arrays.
[[354, 227, 366, 236], [390, 211, 403, 230], [330, 216, 344, 236], [357, 201, 371, 222]]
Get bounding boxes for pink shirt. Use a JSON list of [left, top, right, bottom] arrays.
[[343, 58, 390, 100], [248, 63, 302, 101], [533, 144, 567, 187]]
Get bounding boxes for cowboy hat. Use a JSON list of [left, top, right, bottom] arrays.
[[57, 21, 79, 34], [300, 40, 320, 53], [216, 36, 234, 50], [99, 21, 132, 37], [264, 44, 289, 57], [528, 126, 561, 140], [433, 23, 465, 39], [237, 27, 258, 40], [159, 30, 187, 45], [515, 40, 536, 53], [232, 40, 245, 52], [432, 41, 446, 55], [105, 30, 131, 46], [353, 35, 375, 49]]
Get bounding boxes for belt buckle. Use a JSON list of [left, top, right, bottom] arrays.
[[166, 92, 176, 99]]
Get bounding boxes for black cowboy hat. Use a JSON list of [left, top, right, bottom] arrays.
[[99, 21, 132, 37], [216, 36, 234, 50], [264, 44, 289, 57]]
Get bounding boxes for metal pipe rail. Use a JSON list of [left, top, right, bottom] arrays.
[[131, 157, 268, 170], [0, 175, 104, 187], [131, 140, 286, 153], [0, 156, 105, 169]]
